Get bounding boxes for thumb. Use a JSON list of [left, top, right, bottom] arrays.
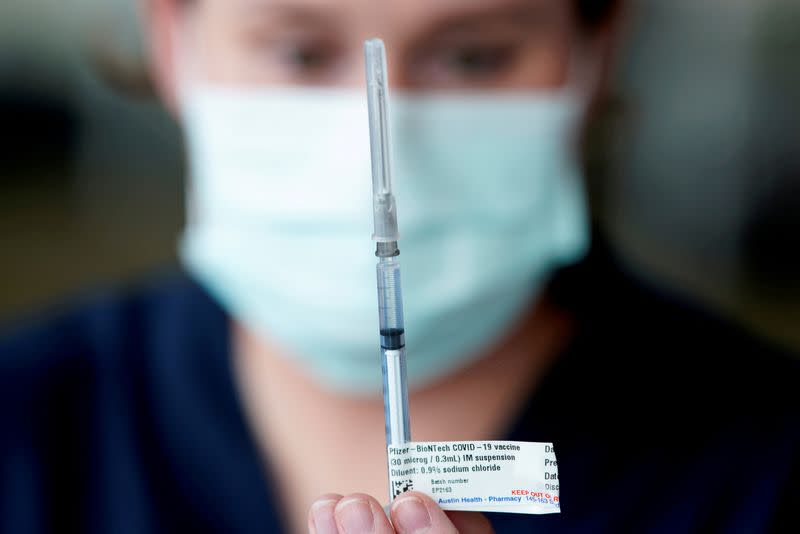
[[390, 492, 494, 534]]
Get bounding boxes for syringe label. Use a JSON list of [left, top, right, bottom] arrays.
[[387, 440, 560, 515]]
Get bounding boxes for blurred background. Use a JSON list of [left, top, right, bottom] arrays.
[[1, 0, 798, 351]]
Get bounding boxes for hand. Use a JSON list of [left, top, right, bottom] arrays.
[[308, 491, 494, 534]]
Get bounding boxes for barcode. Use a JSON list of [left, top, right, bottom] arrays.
[[392, 479, 414, 498]]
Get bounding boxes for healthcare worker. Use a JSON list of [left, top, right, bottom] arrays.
[[1, 0, 798, 532]]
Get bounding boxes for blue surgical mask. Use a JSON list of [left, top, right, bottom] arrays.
[[180, 85, 589, 394]]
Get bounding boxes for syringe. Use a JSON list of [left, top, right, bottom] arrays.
[[364, 39, 411, 460]]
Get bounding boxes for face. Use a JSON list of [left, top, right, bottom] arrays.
[[169, 0, 589, 92], [164, 0, 610, 394]]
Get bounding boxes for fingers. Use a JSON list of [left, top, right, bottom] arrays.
[[309, 491, 494, 534], [309, 493, 394, 534], [390, 492, 494, 534], [335, 494, 395, 534], [309, 493, 343, 534]]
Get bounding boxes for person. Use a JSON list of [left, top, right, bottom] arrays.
[[1, 0, 798, 532]]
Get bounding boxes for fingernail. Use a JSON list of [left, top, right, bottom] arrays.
[[392, 496, 431, 534], [338, 498, 375, 534], [310, 499, 339, 534]]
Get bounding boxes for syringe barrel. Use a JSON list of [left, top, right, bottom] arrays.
[[376, 256, 405, 345], [377, 256, 410, 446]]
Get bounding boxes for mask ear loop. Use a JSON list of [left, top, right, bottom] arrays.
[[169, 7, 205, 229], [564, 38, 606, 114], [557, 39, 607, 163], [552, 42, 603, 245], [170, 6, 200, 110]]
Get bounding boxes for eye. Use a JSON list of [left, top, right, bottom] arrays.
[[278, 40, 338, 73], [414, 40, 523, 87], [442, 44, 516, 77]]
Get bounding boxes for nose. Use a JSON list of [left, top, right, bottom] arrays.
[[337, 49, 411, 91]]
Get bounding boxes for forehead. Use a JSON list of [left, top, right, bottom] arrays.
[[221, 0, 568, 33]]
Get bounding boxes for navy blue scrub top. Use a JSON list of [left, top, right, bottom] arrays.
[[1, 238, 798, 533]]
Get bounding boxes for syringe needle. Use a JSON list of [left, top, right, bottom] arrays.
[[364, 38, 399, 244]]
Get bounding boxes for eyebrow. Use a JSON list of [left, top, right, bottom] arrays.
[[410, 0, 552, 40], [235, 0, 344, 29]]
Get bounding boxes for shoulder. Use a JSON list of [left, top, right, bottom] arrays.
[[551, 235, 800, 406], [541, 236, 800, 531], [0, 275, 276, 532], [0, 273, 226, 407], [557, 237, 800, 431]]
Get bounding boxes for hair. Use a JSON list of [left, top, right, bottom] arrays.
[[575, 0, 620, 30]]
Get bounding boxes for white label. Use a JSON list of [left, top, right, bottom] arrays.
[[387, 440, 560, 515]]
